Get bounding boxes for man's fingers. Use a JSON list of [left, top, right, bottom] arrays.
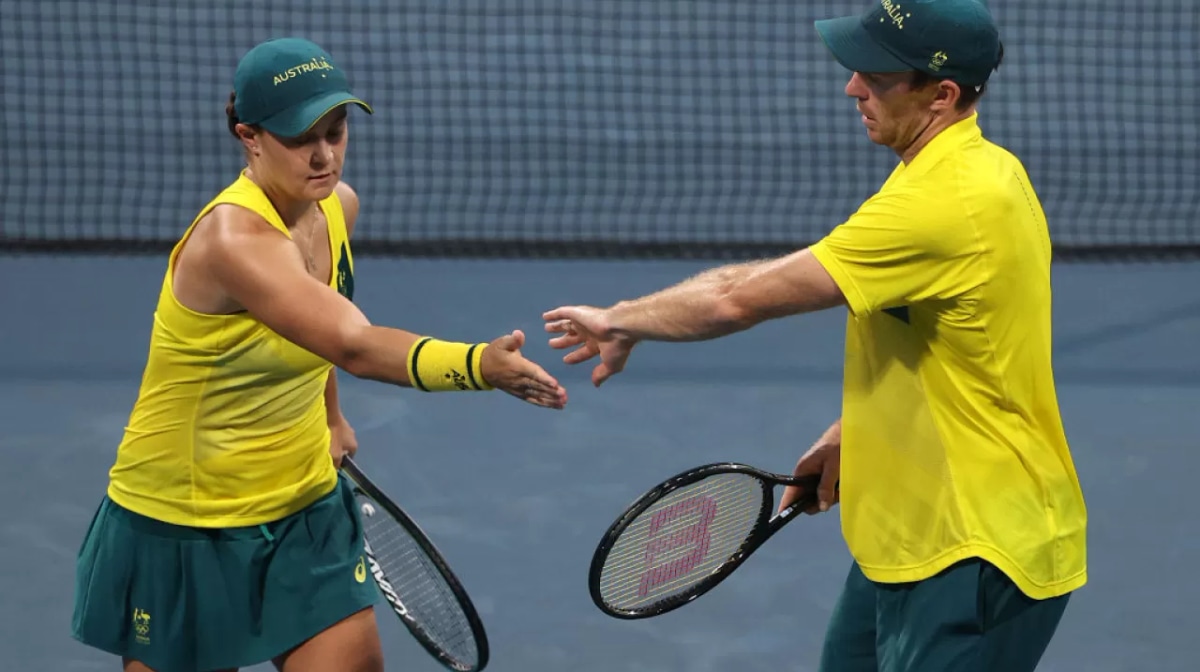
[[542, 307, 581, 323], [544, 319, 576, 334], [778, 482, 821, 515], [548, 332, 585, 350], [818, 481, 838, 512], [818, 453, 841, 512], [817, 476, 834, 512], [777, 486, 800, 514], [563, 343, 599, 364], [592, 363, 616, 387]]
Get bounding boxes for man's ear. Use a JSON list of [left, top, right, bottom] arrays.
[[930, 79, 962, 113]]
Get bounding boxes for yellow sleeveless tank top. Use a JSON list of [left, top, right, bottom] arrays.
[[106, 172, 354, 528]]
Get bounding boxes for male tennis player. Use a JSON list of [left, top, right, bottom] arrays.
[[544, 1, 1086, 670], [71, 37, 567, 672]]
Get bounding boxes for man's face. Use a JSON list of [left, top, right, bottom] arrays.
[[844, 70, 940, 152]]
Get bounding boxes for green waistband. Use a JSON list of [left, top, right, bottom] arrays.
[[101, 480, 342, 541]]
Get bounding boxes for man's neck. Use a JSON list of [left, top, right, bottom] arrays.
[[897, 108, 975, 165]]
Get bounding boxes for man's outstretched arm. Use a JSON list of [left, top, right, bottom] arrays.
[[544, 248, 846, 386], [604, 248, 845, 342]]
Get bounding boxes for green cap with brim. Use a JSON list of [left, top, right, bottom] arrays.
[[815, 0, 1002, 88], [233, 37, 373, 138]]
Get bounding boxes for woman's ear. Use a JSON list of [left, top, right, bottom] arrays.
[[236, 123, 261, 156]]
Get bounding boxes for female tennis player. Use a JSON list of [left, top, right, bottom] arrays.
[[70, 37, 567, 672]]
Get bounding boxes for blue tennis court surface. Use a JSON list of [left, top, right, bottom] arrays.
[[1, 256, 1198, 671]]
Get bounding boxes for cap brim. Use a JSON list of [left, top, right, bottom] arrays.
[[814, 16, 912, 74], [259, 90, 374, 139]]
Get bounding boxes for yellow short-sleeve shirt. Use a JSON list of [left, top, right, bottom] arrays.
[[809, 113, 1087, 599]]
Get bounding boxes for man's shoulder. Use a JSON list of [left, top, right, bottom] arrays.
[[975, 134, 1030, 176], [897, 139, 1028, 204], [864, 172, 947, 215]]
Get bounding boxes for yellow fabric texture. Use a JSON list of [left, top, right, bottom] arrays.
[[809, 114, 1087, 599]]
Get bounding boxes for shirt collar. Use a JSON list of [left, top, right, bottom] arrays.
[[903, 112, 982, 173]]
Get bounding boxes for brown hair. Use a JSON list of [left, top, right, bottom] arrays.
[[911, 42, 1005, 112], [225, 91, 260, 138]]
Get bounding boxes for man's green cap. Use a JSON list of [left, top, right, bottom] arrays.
[[815, 0, 1002, 88], [233, 37, 373, 138]]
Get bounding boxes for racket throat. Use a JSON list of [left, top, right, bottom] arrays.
[[364, 540, 411, 617]]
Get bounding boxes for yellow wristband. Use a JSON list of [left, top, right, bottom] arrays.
[[406, 337, 493, 392]]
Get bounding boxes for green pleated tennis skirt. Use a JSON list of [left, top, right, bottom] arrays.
[[71, 474, 379, 672]]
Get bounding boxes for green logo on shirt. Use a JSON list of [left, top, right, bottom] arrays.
[[336, 242, 355, 301], [883, 306, 910, 324]]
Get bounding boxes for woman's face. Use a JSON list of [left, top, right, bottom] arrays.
[[240, 105, 349, 202]]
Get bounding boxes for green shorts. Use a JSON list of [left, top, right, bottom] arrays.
[[819, 559, 1071, 672], [71, 474, 379, 672]]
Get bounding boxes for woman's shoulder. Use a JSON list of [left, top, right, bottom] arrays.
[[332, 181, 360, 236]]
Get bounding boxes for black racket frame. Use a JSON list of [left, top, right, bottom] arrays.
[[589, 462, 822, 619], [342, 456, 490, 672]]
